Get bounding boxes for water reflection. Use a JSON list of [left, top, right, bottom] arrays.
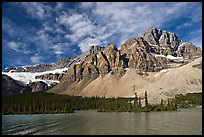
[[2, 109, 202, 135]]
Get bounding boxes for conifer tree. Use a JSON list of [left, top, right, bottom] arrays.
[[134, 92, 138, 111], [145, 91, 148, 110], [138, 97, 142, 112], [160, 99, 164, 111]]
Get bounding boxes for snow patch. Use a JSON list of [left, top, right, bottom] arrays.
[[75, 61, 81, 65], [178, 42, 186, 49], [150, 53, 165, 58], [2, 67, 68, 86], [150, 53, 183, 61], [22, 66, 27, 70], [155, 69, 171, 77], [160, 69, 171, 73], [166, 55, 183, 60]]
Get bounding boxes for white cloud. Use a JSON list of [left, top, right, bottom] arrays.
[[89, 2, 202, 46], [58, 12, 97, 44], [17, 2, 52, 20], [55, 2, 202, 52], [188, 28, 202, 48], [54, 28, 65, 34], [80, 2, 96, 8], [78, 38, 102, 52], [52, 44, 65, 55], [7, 41, 33, 55], [31, 55, 43, 64], [3, 2, 201, 67], [57, 13, 83, 26], [7, 41, 21, 51], [2, 17, 27, 38], [184, 22, 192, 27], [55, 2, 64, 10]]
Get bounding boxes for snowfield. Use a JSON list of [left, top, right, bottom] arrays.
[[2, 67, 68, 86], [150, 53, 183, 61]]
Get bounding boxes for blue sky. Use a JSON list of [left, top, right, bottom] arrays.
[[2, 2, 202, 70]]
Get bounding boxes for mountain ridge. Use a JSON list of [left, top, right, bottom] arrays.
[[2, 27, 202, 104]]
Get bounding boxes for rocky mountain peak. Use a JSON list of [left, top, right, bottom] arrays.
[[89, 45, 105, 55], [3, 57, 74, 73], [3, 27, 202, 97], [142, 27, 181, 50], [104, 44, 117, 52]]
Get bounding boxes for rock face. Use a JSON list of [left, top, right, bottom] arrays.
[[3, 27, 202, 98], [2, 74, 31, 95], [120, 37, 169, 72], [28, 81, 49, 92], [2, 74, 53, 94], [48, 27, 202, 96], [177, 42, 202, 59], [143, 27, 180, 49], [142, 27, 202, 58], [3, 58, 73, 73], [35, 73, 65, 81]]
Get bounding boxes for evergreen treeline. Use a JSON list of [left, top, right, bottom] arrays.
[[131, 91, 178, 112], [3, 91, 195, 115], [171, 93, 202, 108], [2, 92, 135, 114]]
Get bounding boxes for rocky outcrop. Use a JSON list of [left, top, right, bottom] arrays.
[[142, 27, 202, 58], [28, 81, 49, 92], [89, 45, 105, 55], [3, 58, 74, 73], [35, 73, 65, 81], [143, 27, 181, 50], [48, 27, 202, 96], [2, 74, 31, 95], [177, 42, 202, 59], [120, 37, 169, 72], [3, 27, 202, 98]]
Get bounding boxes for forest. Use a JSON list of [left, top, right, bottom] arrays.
[[2, 92, 202, 115]]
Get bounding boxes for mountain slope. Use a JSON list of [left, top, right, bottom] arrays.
[[2, 27, 202, 102], [80, 68, 152, 98], [143, 57, 202, 104], [47, 27, 201, 100], [2, 74, 31, 95], [78, 57, 202, 104]]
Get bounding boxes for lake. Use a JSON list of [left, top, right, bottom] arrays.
[[2, 108, 202, 135]]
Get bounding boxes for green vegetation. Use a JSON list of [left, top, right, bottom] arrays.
[[171, 93, 202, 108], [2, 92, 136, 114], [2, 92, 202, 115], [130, 91, 177, 112]]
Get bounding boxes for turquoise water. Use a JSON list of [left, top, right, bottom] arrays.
[[2, 108, 202, 135]]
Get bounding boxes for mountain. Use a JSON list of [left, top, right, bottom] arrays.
[[2, 27, 202, 104], [142, 27, 202, 58], [3, 58, 73, 73], [2, 74, 56, 94], [47, 27, 202, 102], [80, 57, 202, 103], [2, 74, 31, 95]]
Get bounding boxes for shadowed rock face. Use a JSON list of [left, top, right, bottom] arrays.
[[2, 74, 31, 95], [120, 37, 169, 72], [142, 27, 202, 57], [28, 81, 49, 92], [142, 27, 181, 49], [35, 73, 65, 81], [177, 42, 202, 59], [2, 74, 57, 95]]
